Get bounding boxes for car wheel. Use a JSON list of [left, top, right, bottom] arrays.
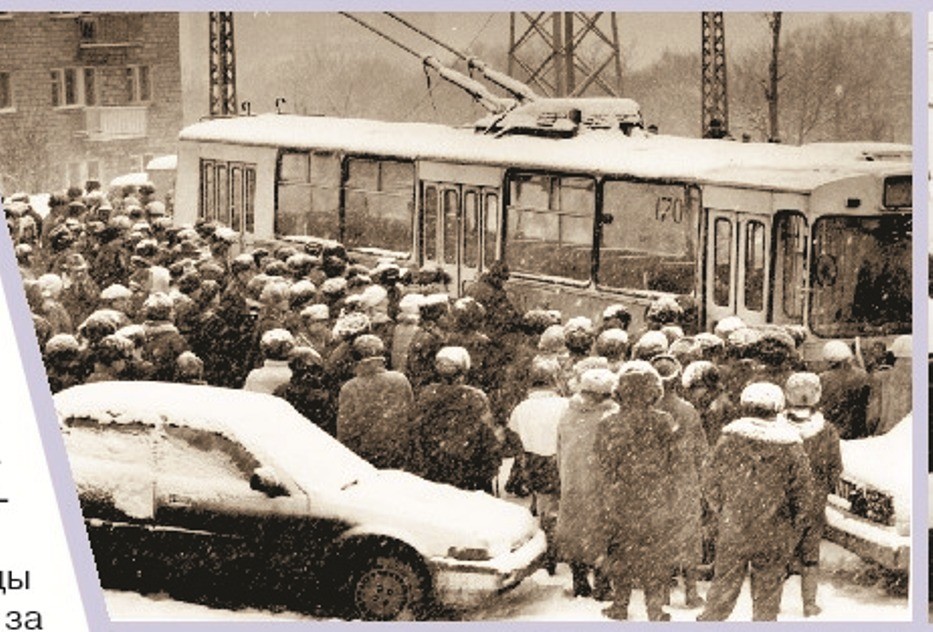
[[347, 554, 428, 621]]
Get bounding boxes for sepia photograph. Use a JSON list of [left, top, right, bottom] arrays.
[[0, 10, 913, 622]]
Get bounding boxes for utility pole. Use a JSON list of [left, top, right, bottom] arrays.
[[766, 12, 782, 142], [508, 12, 623, 97], [701, 12, 728, 138], [208, 12, 237, 117]]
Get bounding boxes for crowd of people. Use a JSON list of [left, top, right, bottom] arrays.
[[3, 181, 913, 621]]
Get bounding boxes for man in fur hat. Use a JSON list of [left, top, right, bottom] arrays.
[[697, 382, 815, 621]]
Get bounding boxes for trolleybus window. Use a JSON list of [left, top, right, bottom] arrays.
[[774, 211, 807, 320], [464, 190, 479, 268], [422, 185, 438, 261], [506, 173, 594, 282], [344, 158, 414, 256], [713, 218, 732, 307], [599, 181, 695, 294], [275, 151, 340, 240], [810, 214, 911, 337], [744, 220, 766, 312], [484, 192, 498, 267], [443, 189, 459, 265]]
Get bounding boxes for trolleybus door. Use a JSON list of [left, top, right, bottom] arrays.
[[706, 210, 737, 326], [735, 215, 770, 325], [421, 181, 489, 296], [705, 211, 771, 327]]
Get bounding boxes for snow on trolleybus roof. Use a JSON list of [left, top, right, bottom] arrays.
[[54, 381, 375, 492], [179, 113, 911, 194]]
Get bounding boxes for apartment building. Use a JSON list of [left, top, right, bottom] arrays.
[[0, 12, 182, 194]]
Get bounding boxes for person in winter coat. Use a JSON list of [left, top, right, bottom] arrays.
[[405, 294, 450, 392], [337, 335, 414, 470], [651, 355, 708, 609], [446, 296, 496, 392], [556, 367, 619, 598], [43, 334, 85, 392], [59, 253, 100, 326], [36, 273, 73, 335], [174, 351, 207, 385], [243, 328, 295, 394], [84, 334, 134, 383], [595, 328, 629, 373], [464, 260, 521, 342], [140, 292, 189, 382], [295, 304, 332, 355], [697, 382, 815, 622], [597, 361, 681, 621], [411, 347, 501, 492], [507, 356, 568, 574], [390, 294, 423, 372], [818, 340, 871, 439], [325, 312, 372, 398], [867, 335, 912, 435], [783, 372, 843, 617], [274, 346, 337, 436], [682, 360, 736, 447]]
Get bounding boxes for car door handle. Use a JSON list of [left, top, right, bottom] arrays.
[[165, 494, 192, 508]]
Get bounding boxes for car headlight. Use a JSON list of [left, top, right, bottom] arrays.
[[448, 546, 492, 562]]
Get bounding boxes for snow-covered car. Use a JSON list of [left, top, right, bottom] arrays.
[[825, 416, 910, 572], [54, 382, 546, 620]]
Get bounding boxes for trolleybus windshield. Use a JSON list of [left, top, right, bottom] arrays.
[[809, 214, 911, 337]]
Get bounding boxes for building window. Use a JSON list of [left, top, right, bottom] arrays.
[[78, 15, 98, 41], [0, 72, 12, 110], [126, 65, 150, 103], [51, 67, 97, 107]]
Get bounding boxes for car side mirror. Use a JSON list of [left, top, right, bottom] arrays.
[[250, 466, 288, 498]]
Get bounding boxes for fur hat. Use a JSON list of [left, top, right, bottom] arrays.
[[616, 361, 664, 406], [352, 334, 385, 360], [301, 303, 330, 322], [259, 328, 295, 360], [100, 284, 132, 301], [142, 292, 174, 321], [822, 340, 853, 363], [784, 372, 822, 408], [595, 328, 629, 359], [577, 367, 617, 396], [713, 316, 746, 339], [740, 382, 786, 415], [650, 354, 682, 385], [645, 296, 684, 325], [632, 330, 669, 361], [681, 360, 720, 391], [332, 312, 370, 340], [435, 346, 471, 376]]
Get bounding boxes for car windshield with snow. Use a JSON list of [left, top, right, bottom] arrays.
[[54, 381, 546, 620]]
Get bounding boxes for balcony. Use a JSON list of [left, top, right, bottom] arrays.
[[83, 106, 148, 141]]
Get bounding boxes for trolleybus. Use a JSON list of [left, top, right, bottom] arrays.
[[173, 107, 911, 361]]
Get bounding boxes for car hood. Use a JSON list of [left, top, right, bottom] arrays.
[[320, 470, 537, 557], [840, 416, 910, 497]]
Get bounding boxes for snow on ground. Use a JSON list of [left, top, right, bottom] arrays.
[[105, 541, 907, 622]]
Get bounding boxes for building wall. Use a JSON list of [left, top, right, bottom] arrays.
[[0, 12, 182, 194]]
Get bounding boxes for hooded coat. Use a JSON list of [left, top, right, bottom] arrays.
[[337, 358, 414, 469], [657, 390, 708, 565], [141, 320, 188, 381], [411, 381, 500, 491], [785, 409, 842, 564], [555, 394, 619, 565], [819, 364, 871, 439], [703, 416, 814, 557], [700, 415, 815, 621], [596, 403, 681, 582]]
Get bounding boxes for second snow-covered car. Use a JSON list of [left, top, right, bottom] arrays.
[[825, 415, 910, 572], [54, 381, 546, 620]]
